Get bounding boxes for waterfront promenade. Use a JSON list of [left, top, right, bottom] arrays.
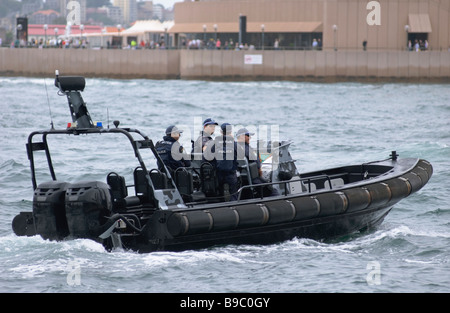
[[1, 48, 449, 81]]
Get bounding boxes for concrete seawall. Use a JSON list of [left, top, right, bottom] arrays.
[[0, 48, 180, 79], [1, 48, 449, 82], [180, 50, 450, 82]]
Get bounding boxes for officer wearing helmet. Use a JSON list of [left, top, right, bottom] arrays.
[[155, 125, 191, 172]]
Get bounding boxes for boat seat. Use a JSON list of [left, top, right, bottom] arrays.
[[324, 178, 345, 190], [301, 181, 317, 192], [149, 169, 168, 190], [200, 162, 219, 198], [107, 172, 127, 199], [107, 172, 128, 211], [107, 172, 149, 211], [174, 167, 194, 196], [238, 159, 259, 185], [133, 167, 155, 204]]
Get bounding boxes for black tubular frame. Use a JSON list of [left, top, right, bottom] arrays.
[[26, 126, 173, 208]]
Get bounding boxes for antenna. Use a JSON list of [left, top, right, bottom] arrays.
[[44, 77, 54, 129]]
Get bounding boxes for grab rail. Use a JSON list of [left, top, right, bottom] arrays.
[[236, 173, 348, 201]]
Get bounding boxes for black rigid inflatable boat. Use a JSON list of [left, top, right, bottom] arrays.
[[12, 73, 433, 253]]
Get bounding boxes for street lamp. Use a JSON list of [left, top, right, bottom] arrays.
[[117, 24, 122, 48], [54, 27, 58, 47], [17, 24, 22, 47], [404, 24, 410, 51], [332, 24, 338, 51], [80, 24, 84, 48], [203, 24, 206, 48], [43, 24, 48, 47], [101, 28, 106, 49], [164, 26, 168, 48], [66, 21, 72, 38], [261, 24, 265, 50]]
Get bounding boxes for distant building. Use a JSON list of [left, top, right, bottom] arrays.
[[170, 0, 450, 51], [30, 10, 61, 25], [27, 23, 102, 43], [22, 0, 43, 16], [46, 0, 87, 24], [138, 2, 174, 21], [163, 7, 174, 21], [113, 0, 138, 25], [152, 4, 164, 20], [103, 6, 124, 24], [137, 1, 154, 20]]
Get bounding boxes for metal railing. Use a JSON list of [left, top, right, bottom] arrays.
[[236, 172, 349, 201]]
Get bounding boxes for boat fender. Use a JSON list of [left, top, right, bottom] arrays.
[[168, 207, 241, 237], [414, 166, 430, 186], [265, 200, 296, 225], [168, 210, 214, 236], [401, 172, 423, 194], [417, 160, 433, 180], [343, 188, 371, 213], [186, 210, 213, 235], [316, 192, 348, 217], [366, 183, 392, 209], [385, 177, 411, 206], [167, 213, 189, 237], [290, 196, 320, 220], [209, 207, 240, 232], [235, 203, 269, 228]]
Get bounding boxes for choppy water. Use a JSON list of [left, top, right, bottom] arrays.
[[0, 77, 449, 293]]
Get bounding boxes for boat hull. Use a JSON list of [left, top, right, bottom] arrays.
[[13, 156, 432, 253], [131, 205, 392, 253], [110, 158, 432, 253]]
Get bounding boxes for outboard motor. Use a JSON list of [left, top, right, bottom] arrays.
[[32, 181, 69, 240], [65, 181, 112, 240]]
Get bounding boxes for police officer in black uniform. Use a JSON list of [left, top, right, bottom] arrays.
[[213, 123, 239, 201], [155, 125, 191, 172], [236, 127, 278, 197], [193, 118, 218, 159]]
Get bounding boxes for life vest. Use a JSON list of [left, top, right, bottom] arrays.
[[215, 135, 238, 172]]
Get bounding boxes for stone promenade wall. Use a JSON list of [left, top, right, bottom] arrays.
[[1, 48, 449, 81]]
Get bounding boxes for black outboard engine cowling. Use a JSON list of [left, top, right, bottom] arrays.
[[33, 181, 69, 240], [65, 181, 112, 240]]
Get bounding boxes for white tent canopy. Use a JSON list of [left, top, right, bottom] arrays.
[[61, 20, 175, 48], [121, 20, 174, 36]]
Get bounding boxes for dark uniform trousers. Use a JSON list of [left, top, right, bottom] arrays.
[[217, 170, 238, 201]]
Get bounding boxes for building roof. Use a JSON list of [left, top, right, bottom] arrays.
[[408, 14, 432, 33], [28, 24, 103, 36], [169, 21, 322, 33], [32, 10, 60, 16], [120, 20, 175, 36]]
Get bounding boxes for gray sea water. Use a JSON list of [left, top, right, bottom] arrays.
[[0, 77, 449, 293]]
